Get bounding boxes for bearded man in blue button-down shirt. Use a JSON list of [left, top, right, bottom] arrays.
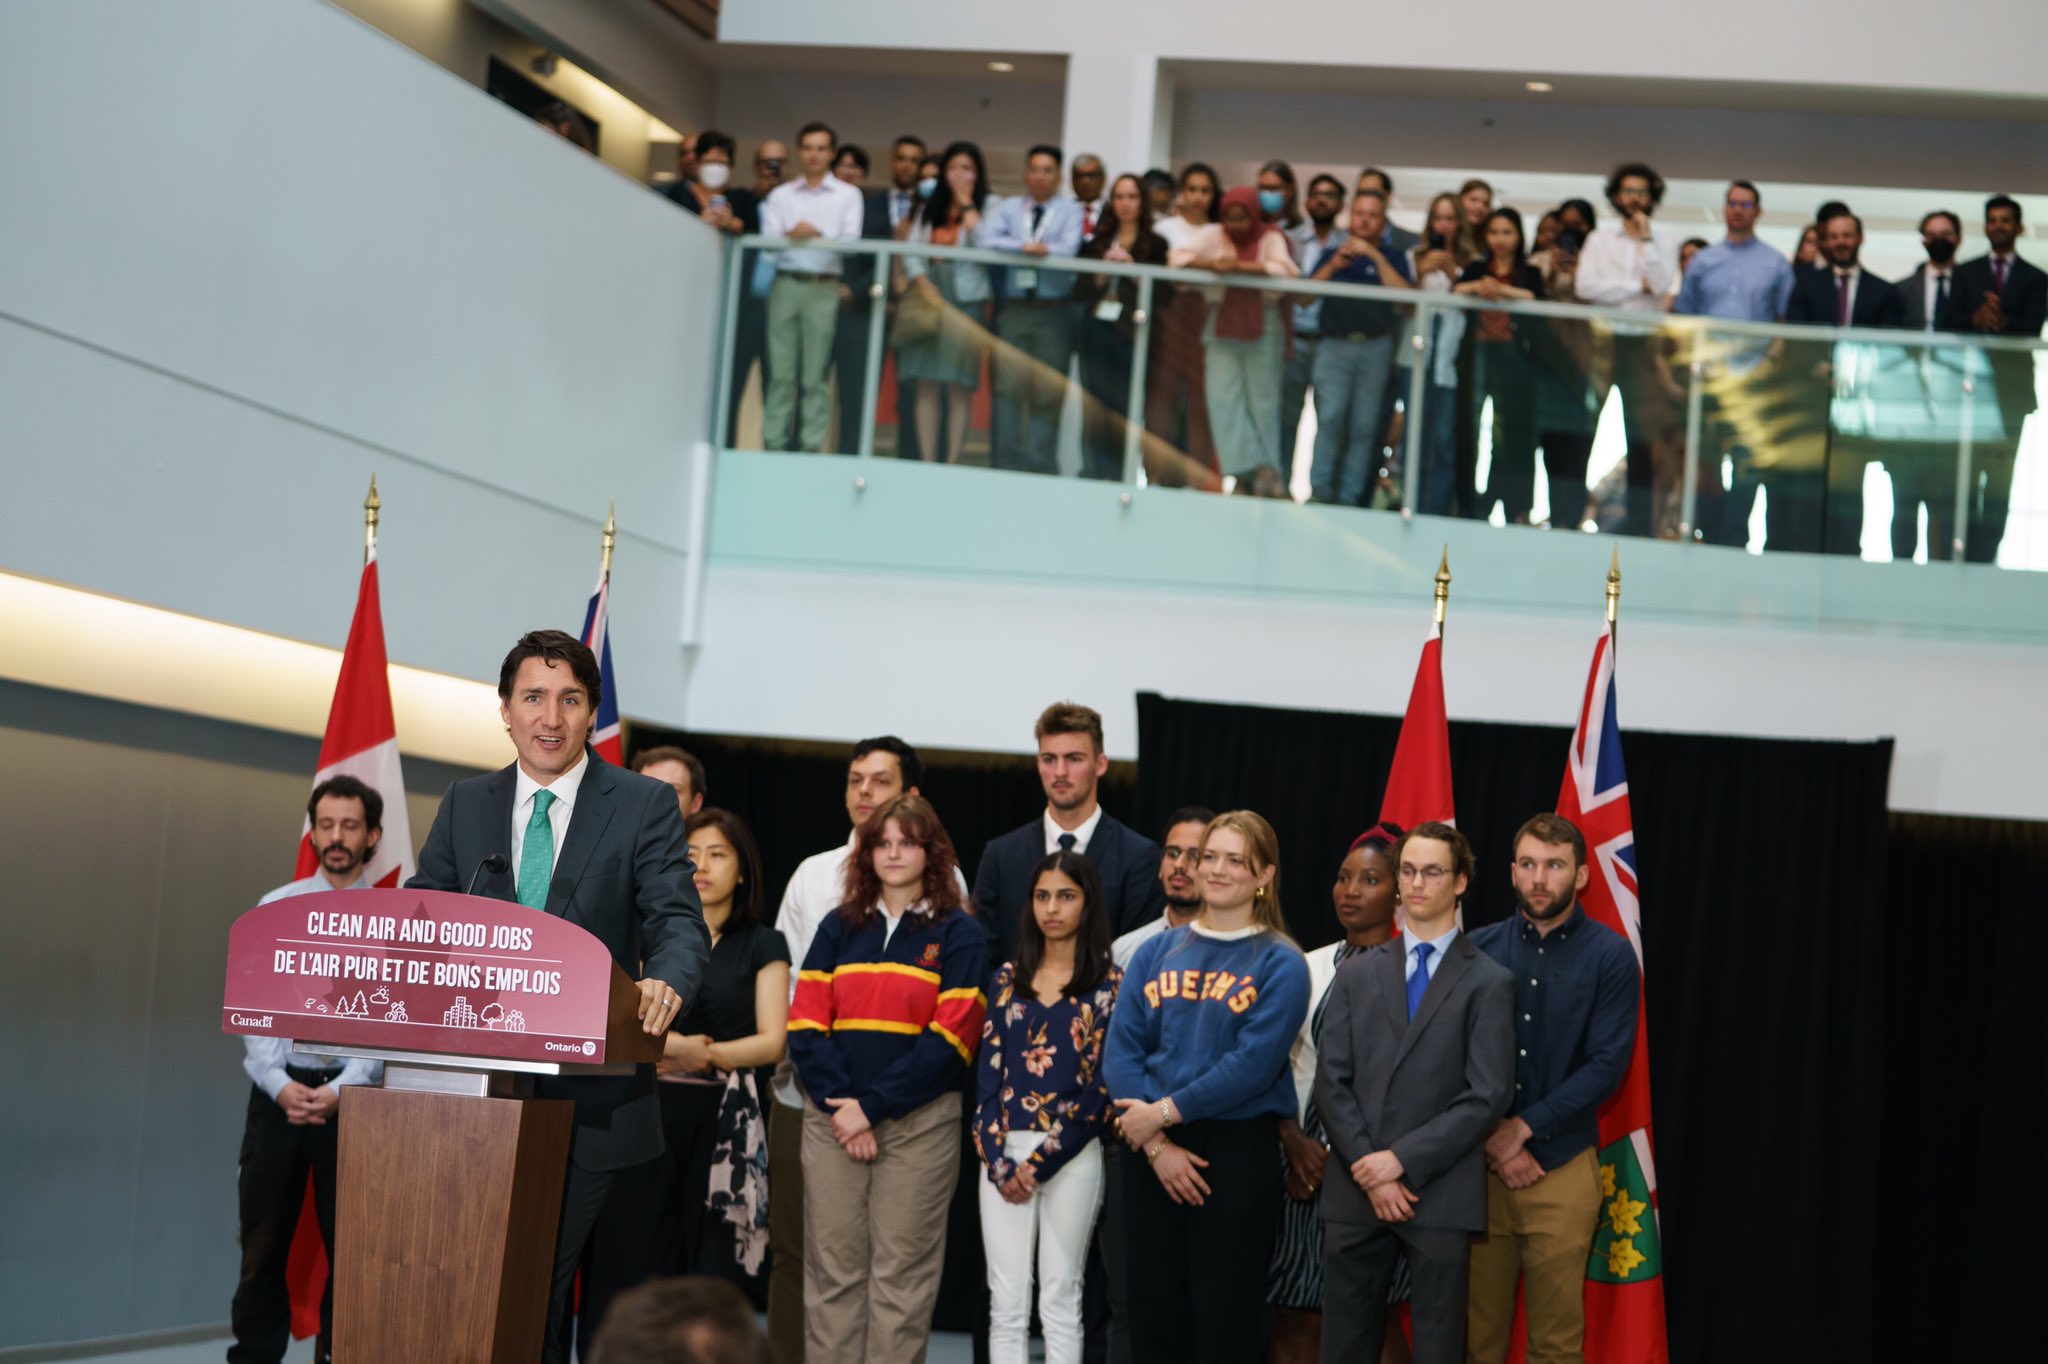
[[1466, 813, 1639, 1364]]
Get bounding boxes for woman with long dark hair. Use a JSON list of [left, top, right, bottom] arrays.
[[895, 140, 998, 464], [1268, 824, 1410, 1364], [579, 808, 788, 1335], [1075, 173, 1169, 482], [976, 851, 1122, 1364], [788, 794, 987, 1364], [1455, 207, 1547, 523], [1103, 810, 1310, 1361], [1147, 162, 1223, 483]]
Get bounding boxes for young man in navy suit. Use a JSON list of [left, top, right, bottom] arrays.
[[1944, 194, 2048, 563], [972, 701, 1165, 963], [408, 630, 708, 1364]]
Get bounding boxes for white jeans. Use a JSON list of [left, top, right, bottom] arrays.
[[978, 1131, 1105, 1364]]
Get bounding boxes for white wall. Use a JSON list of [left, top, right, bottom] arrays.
[[689, 564, 2048, 823], [0, 0, 724, 727], [719, 0, 2048, 100]]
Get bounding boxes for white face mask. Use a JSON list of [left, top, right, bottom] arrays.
[[699, 162, 731, 191]]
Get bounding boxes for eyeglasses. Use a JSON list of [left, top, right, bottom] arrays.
[[1397, 864, 1451, 884], [1162, 847, 1200, 864]]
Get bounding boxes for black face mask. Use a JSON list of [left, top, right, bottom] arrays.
[[1925, 238, 1958, 265]]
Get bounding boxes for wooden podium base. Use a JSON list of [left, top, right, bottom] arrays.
[[334, 1083, 574, 1363]]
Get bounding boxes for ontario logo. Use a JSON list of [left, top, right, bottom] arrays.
[[544, 1040, 599, 1056]]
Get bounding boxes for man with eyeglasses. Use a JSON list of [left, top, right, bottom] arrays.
[[1465, 814, 1639, 1364], [1315, 820, 1512, 1364]]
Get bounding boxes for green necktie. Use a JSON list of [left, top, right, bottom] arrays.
[[517, 789, 557, 910]]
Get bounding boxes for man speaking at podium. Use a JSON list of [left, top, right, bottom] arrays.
[[409, 629, 709, 1364]]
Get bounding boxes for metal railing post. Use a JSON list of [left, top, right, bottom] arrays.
[[1403, 306, 1430, 515], [856, 252, 888, 460], [1680, 337, 1704, 540], [1952, 373, 1977, 562], [1121, 276, 1155, 487], [709, 236, 746, 451]]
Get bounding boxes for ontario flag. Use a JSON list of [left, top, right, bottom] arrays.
[[1555, 622, 1669, 1363], [578, 568, 622, 766], [284, 542, 416, 1341], [1379, 619, 1454, 828]]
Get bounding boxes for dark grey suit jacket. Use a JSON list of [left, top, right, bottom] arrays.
[[408, 751, 709, 1170], [1315, 932, 1514, 1232]]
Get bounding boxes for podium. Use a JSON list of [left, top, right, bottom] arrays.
[[223, 887, 662, 1363]]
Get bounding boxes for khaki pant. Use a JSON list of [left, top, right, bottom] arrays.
[[767, 1098, 807, 1364], [765, 274, 842, 452], [802, 1092, 961, 1364], [1466, 1145, 1602, 1364]]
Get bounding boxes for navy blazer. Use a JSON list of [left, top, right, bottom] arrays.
[[973, 812, 1165, 964], [1784, 266, 1903, 329], [408, 750, 709, 1170], [1944, 253, 2048, 417]]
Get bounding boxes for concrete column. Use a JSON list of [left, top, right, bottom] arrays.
[[1059, 50, 1167, 175]]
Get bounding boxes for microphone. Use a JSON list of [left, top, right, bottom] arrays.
[[466, 854, 509, 897]]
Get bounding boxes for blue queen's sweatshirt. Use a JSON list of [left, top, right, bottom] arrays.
[[1102, 922, 1309, 1124]]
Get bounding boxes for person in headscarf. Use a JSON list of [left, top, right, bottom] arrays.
[[1168, 185, 1301, 496]]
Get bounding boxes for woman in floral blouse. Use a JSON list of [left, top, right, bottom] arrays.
[[975, 850, 1121, 1364]]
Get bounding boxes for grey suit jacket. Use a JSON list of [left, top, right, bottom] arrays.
[[1315, 932, 1514, 1232], [408, 750, 709, 1170]]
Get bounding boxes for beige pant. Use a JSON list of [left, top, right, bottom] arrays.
[[1466, 1145, 1602, 1364], [767, 1097, 807, 1364], [801, 1092, 961, 1364]]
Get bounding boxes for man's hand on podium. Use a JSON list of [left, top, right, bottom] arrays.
[[279, 1081, 339, 1126], [635, 976, 684, 1035]]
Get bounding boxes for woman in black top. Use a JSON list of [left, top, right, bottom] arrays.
[[580, 806, 788, 1334], [1076, 173, 1169, 483], [1455, 208, 1548, 525]]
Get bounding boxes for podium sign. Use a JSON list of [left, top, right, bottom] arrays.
[[223, 887, 626, 1065]]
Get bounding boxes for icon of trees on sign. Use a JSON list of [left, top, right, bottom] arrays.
[[481, 1003, 528, 1033]]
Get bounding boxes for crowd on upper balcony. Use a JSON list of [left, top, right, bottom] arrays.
[[640, 118, 2043, 562]]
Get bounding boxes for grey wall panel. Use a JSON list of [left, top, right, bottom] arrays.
[[0, 680, 482, 1348]]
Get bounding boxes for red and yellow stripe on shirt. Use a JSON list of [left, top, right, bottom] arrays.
[[789, 962, 987, 1064]]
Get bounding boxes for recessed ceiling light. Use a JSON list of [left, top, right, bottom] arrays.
[[988, 60, 1016, 73], [1525, 80, 1554, 93]]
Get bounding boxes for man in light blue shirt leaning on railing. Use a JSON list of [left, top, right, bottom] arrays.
[[983, 145, 1085, 475]]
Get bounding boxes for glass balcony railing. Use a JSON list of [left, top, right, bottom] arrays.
[[712, 234, 2048, 569]]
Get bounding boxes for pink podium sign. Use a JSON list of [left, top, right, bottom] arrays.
[[223, 887, 622, 1065]]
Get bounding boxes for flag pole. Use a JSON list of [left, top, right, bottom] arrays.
[[1605, 545, 1621, 630], [363, 476, 380, 562], [1433, 546, 1451, 631], [599, 500, 616, 579]]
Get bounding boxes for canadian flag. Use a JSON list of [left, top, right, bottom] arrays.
[[285, 543, 415, 1340], [1378, 620, 1454, 828], [291, 547, 416, 888]]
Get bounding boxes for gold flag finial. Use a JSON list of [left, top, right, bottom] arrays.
[[1433, 546, 1451, 628], [364, 476, 381, 560], [1606, 546, 1622, 626], [600, 501, 617, 578]]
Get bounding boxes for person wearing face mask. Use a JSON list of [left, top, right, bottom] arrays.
[[1168, 186, 1302, 497], [1268, 825, 1412, 1364], [1887, 211, 1966, 559]]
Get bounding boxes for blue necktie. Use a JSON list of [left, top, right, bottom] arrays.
[[517, 790, 557, 910], [1406, 942, 1435, 1020], [1057, 832, 1076, 852]]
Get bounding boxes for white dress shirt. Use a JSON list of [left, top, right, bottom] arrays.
[[1404, 925, 1460, 983], [1111, 911, 1174, 970], [1922, 266, 1955, 329], [511, 752, 589, 880], [1042, 804, 1105, 856], [1828, 267, 1864, 325], [760, 173, 865, 276], [1575, 222, 1675, 331], [245, 871, 383, 1095]]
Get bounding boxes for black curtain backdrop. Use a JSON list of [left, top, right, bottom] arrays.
[[1133, 691, 1894, 1364], [635, 711, 2044, 1362]]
